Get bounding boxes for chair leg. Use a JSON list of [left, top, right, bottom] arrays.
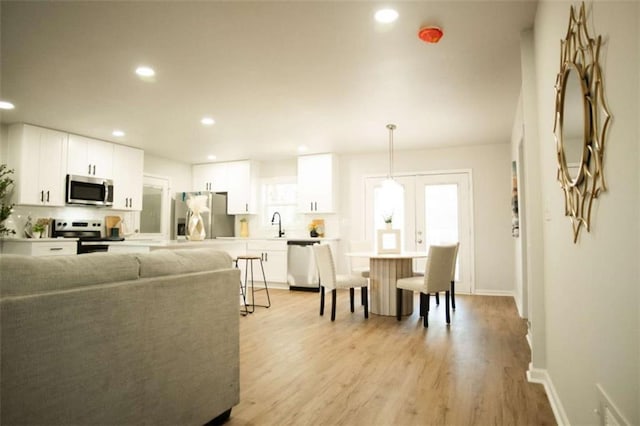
[[423, 293, 430, 327], [331, 289, 337, 321], [362, 287, 368, 319], [419, 293, 426, 317], [445, 291, 451, 324], [435, 292, 440, 305], [320, 285, 325, 316], [361, 287, 366, 306], [350, 288, 355, 313], [451, 280, 456, 310], [396, 288, 403, 321]]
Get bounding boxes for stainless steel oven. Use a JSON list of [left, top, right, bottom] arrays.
[[52, 219, 124, 254]]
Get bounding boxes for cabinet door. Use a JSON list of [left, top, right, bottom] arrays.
[[226, 161, 259, 214], [192, 163, 228, 192], [261, 250, 288, 283], [112, 145, 144, 210], [8, 124, 67, 206], [38, 128, 67, 206], [297, 154, 336, 213], [67, 134, 113, 178]]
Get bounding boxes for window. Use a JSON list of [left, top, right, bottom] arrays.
[[262, 177, 297, 227]]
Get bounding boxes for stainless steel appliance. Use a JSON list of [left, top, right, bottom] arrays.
[[173, 191, 235, 240], [287, 240, 320, 291], [66, 174, 114, 206], [52, 219, 124, 254]]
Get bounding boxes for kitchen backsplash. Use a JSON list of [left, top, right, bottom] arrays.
[[234, 214, 339, 239], [5, 205, 138, 239]]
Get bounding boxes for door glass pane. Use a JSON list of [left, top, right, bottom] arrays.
[[424, 183, 459, 278], [424, 184, 458, 246], [373, 180, 405, 246], [140, 185, 163, 233]]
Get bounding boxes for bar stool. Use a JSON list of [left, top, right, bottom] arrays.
[[235, 254, 271, 314]]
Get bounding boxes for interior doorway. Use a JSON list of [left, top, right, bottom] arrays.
[[365, 171, 474, 294]]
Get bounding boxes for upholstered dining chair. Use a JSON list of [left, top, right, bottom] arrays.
[[349, 240, 372, 305], [395, 243, 459, 327], [313, 243, 369, 321]]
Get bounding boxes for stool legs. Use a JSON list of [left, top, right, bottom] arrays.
[[238, 257, 271, 313]]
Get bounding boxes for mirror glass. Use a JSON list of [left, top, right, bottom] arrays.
[[560, 64, 589, 184]]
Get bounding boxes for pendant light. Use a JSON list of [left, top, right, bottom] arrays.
[[380, 124, 402, 222]]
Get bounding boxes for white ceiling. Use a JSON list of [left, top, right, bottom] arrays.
[[1, 1, 537, 164]]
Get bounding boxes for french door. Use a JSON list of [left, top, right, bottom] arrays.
[[365, 172, 474, 294]]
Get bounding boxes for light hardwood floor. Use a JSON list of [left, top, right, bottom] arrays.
[[227, 289, 556, 426]]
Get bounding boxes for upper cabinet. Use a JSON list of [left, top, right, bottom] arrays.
[[112, 145, 144, 211], [67, 134, 113, 179], [226, 161, 259, 214], [7, 124, 68, 206], [193, 163, 228, 192], [297, 154, 338, 213]]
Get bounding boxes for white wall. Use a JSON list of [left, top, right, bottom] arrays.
[[531, 2, 639, 423], [338, 143, 514, 294], [143, 153, 191, 194]]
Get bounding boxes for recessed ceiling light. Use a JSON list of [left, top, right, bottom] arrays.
[[201, 117, 215, 126], [135, 66, 155, 77], [112, 130, 125, 137], [0, 101, 15, 110], [374, 8, 399, 23], [207, 155, 217, 161]]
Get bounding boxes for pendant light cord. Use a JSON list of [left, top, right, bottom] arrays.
[[387, 124, 396, 179]]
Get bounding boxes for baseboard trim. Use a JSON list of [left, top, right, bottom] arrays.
[[527, 364, 570, 426], [473, 289, 515, 297]]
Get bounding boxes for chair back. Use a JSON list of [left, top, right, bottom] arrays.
[[424, 244, 459, 293], [312, 244, 337, 290], [348, 240, 371, 274]]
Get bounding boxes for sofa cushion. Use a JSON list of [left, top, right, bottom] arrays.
[[0, 253, 140, 297], [136, 248, 233, 278]]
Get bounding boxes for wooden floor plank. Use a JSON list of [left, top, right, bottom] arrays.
[[226, 289, 556, 426]]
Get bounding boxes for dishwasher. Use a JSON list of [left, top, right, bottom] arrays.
[[287, 240, 320, 291]]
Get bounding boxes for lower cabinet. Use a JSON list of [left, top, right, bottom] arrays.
[[238, 240, 288, 284], [1, 239, 77, 256]]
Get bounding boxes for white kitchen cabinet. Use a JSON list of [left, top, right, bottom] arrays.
[[112, 144, 144, 210], [297, 153, 338, 213], [226, 160, 260, 214], [67, 134, 113, 179], [7, 124, 68, 206], [1, 239, 77, 256], [240, 240, 288, 284], [193, 163, 227, 192]]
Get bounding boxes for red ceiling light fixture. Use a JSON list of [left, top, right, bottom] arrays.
[[418, 26, 443, 43]]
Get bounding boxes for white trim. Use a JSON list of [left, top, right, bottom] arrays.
[[473, 289, 514, 297], [526, 331, 532, 349], [527, 364, 570, 426]]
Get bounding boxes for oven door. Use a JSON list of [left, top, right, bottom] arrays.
[[77, 241, 110, 254]]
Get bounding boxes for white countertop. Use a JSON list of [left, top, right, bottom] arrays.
[[0, 237, 79, 242], [217, 236, 340, 242]]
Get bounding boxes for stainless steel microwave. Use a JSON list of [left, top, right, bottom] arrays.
[[66, 174, 114, 206]]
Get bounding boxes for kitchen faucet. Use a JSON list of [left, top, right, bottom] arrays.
[[271, 211, 285, 238]]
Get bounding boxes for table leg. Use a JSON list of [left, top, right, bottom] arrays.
[[369, 258, 413, 316]]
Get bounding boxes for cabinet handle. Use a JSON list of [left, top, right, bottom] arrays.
[[129, 198, 133, 208], [264, 252, 268, 262], [92, 165, 96, 175], [310, 202, 313, 211], [46, 191, 50, 202], [245, 203, 248, 212], [88, 164, 92, 174], [49, 247, 63, 251], [314, 202, 318, 211], [40, 190, 44, 202]]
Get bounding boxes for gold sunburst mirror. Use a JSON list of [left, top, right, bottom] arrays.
[[554, 2, 611, 243]]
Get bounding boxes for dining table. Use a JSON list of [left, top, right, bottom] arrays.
[[346, 251, 428, 316]]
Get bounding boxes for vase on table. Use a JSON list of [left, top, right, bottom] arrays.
[[187, 212, 205, 241]]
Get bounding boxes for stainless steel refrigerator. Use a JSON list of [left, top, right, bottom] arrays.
[[174, 191, 235, 240]]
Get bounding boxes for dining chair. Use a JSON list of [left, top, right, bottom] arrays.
[[349, 240, 372, 305], [313, 243, 369, 321], [395, 243, 459, 327]]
